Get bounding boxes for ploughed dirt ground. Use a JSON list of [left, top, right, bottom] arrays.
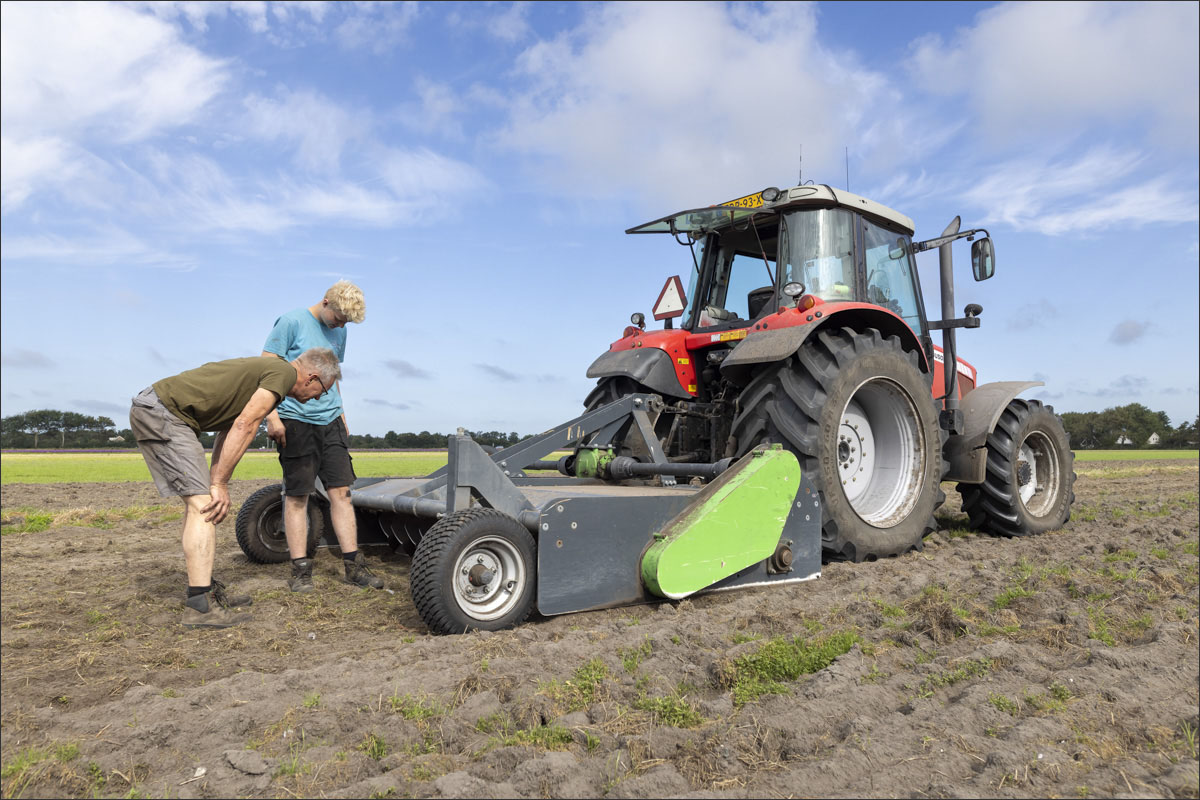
[[2, 459, 1198, 799]]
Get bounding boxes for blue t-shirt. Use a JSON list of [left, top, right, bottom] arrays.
[[263, 308, 347, 425]]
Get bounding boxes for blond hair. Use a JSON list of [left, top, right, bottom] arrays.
[[325, 280, 365, 324]]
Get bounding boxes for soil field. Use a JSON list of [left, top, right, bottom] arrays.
[[1, 459, 1198, 799]]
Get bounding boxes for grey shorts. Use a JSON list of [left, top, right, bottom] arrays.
[[130, 387, 210, 497]]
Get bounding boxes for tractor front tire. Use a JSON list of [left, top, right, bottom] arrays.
[[235, 484, 323, 564], [410, 508, 536, 635], [958, 399, 1075, 536], [731, 326, 945, 562]]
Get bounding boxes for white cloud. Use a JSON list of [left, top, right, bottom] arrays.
[[0, 2, 227, 209], [0, 226, 193, 269], [488, 1, 533, 43], [376, 146, 490, 201], [494, 2, 927, 209], [448, 1, 532, 44], [243, 89, 368, 173], [961, 147, 1198, 235], [334, 1, 419, 54], [908, 1, 1199, 150], [136, 1, 331, 41], [0, 2, 227, 139]]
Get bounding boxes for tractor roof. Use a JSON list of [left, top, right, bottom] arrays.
[[627, 184, 915, 237]]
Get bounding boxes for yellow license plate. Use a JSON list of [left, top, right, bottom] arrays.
[[720, 192, 763, 209]]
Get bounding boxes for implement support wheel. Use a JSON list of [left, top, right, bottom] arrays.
[[411, 508, 536, 635], [234, 484, 323, 564], [958, 399, 1076, 536]]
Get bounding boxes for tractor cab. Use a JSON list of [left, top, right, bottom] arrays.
[[628, 186, 929, 341]]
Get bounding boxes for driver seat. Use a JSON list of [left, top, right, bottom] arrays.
[[747, 286, 774, 320]]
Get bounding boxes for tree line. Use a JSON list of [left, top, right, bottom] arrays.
[[1059, 404, 1197, 450], [0, 409, 528, 451], [2, 404, 1196, 451]]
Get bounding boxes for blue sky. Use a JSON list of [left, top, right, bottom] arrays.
[[2, 1, 1197, 437]]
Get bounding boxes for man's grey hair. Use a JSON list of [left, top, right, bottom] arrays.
[[295, 347, 342, 385]]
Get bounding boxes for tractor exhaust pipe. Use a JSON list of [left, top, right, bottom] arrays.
[[939, 216, 961, 417]]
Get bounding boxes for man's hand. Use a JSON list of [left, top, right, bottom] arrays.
[[266, 413, 287, 447], [202, 484, 231, 524]]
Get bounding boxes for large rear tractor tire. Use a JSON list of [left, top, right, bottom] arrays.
[[730, 327, 945, 562], [958, 399, 1076, 536], [235, 484, 323, 564], [410, 508, 536, 635]]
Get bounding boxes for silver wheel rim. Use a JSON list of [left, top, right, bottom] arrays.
[[836, 377, 925, 527], [1017, 430, 1061, 517], [254, 503, 289, 555], [452, 534, 527, 622]]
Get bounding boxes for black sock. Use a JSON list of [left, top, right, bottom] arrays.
[[292, 557, 309, 567], [187, 584, 211, 598], [342, 550, 358, 563]]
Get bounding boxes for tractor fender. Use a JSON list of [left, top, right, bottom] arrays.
[[586, 348, 691, 399], [720, 306, 928, 386], [943, 380, 1044, 483]]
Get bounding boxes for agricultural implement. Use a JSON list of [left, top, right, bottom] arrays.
[[237, 181, 1076, 635]]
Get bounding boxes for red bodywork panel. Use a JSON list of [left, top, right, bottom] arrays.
[[610, 297, 977, 400]]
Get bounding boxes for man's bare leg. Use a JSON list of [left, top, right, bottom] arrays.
[[329, 486, 383, 589], [181, 495, 250, 626], [283, 495, 311, 559], [284, 495, 315, 592], [327, 486, 358, 552], [181, 495, 215, 586]]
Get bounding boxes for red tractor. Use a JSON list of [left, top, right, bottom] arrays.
[[585, 184, 1076, 562]]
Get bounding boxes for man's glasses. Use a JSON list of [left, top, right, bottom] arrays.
[[312, 374, 328, 394]]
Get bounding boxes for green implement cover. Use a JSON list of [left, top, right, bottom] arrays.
[[641, 446, 801, 599]]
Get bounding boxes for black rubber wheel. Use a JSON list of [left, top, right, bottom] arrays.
[[234, 484, 323, 564], [958, 399, 1076, 536], [730, 326, 946, 562], [410, 508, 536, 635]]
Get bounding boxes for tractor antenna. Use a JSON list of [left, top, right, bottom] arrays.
[[845, 146, 850, 192], [798, 144, 802, 185]]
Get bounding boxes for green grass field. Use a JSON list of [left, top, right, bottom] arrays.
[[0, 451, 449, 485], [0, 448, 1195, 484], [0, 448, 1195, 485]]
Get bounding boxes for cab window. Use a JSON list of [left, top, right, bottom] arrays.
[[689, 223, 777, 329], [862, 219, 924, 334], [779, 209, 856, 302]]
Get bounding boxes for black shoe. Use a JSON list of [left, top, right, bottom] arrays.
[[181, 592, 251, 629], [211, 579, 252, 608], [289, 558, 314, 593], [344, 552, 384, 589]]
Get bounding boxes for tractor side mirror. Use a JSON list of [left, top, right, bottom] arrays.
[[971, 238, 995, 281]]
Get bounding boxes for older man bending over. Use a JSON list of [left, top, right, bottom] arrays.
[[129, 348, 341, 628]]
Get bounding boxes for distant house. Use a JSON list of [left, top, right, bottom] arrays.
[[108, 435, 125, 443], [1147, 432, 1160, 446], [1115, 435, 1133, 446]]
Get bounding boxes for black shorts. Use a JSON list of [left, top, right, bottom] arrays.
[[277, 418, 356, 496]]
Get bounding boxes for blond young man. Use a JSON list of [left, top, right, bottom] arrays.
[[130, 348, 341, 628], [261, 281, 383, 592]]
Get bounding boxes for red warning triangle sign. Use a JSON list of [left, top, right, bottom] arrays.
[[653, 275, 687, 320]]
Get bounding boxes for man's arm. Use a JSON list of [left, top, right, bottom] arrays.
[[260, 350, 288, 446], [201, 387, 280, 523]]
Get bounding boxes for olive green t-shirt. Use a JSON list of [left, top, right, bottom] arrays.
[[153, 357, 297, 433]]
